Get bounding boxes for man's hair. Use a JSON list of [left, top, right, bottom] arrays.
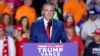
[[41, 1, 56, 11]]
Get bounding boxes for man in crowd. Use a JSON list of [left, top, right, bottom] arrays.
[[85, 28, 100, 56], [15, 0, 37, 26], [81, 10, 100, 46]]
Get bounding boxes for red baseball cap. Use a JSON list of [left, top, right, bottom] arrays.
[[93, 28, 100, 35], [14, 25, 24, 32], [64, 22, 73, 28], [0, 23, 6, 30]]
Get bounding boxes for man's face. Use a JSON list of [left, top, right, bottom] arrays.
[[90, 15, 97, 21], [24, 0, 33, 6], [42, 5, 55, 20], [94, 34, 100, 43], [0, 28, 4, 36]]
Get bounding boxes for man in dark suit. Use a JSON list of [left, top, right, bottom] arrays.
[[30, 2, 68, 43]]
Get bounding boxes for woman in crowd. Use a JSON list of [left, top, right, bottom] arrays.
[[65, 14, 80, 36], [1, 13, 14, 37], [0, 23, 16, 56], [64, 22, 85, 56], [18, 16, 30, 38], [13, 25, 29, 56]]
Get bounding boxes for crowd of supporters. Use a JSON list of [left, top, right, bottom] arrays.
[[0, 0, 100, 56]]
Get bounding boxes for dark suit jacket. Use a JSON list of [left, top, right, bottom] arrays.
[[30, 18, 69, 43]]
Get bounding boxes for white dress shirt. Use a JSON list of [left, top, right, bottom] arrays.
[[44, 18, 52, 39], [0, 36, 16, 56]]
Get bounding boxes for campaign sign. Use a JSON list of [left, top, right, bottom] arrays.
[[23, 43, 78, 56]]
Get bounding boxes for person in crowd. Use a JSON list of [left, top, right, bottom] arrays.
[[65, 14, 80, 36], [13, 25, 29, 56], [15, 0, 37, 26], [18, 16, 30, 39], [30, 2, 68, 43], [0, 0, 12, 15], [51, 0, 64, 22], [1, 13, 14, 37], [0, 23, 16, 56], [63, 0, 87, 25], [81, 10, 100, 47], [85, 28, 100, 56], [64, 22, 85, 56]]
